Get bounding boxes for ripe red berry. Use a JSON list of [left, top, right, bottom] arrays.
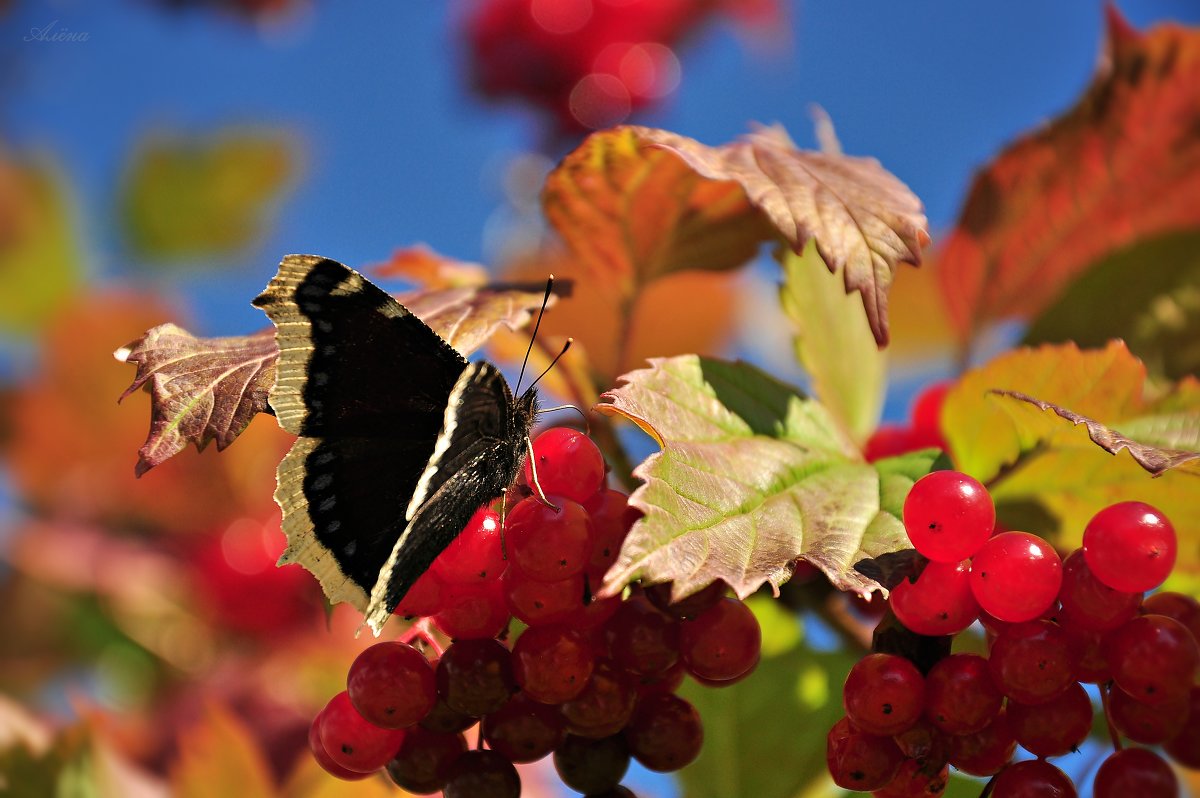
[[553, 733, 630, 795], [863, 425, 924, 462], [506, 495, 594, 581], [988, 620, 1074, 705], [922, 653, 1002, 735], [873, 758, 949, 798], [511, 625, 595, 704], [608, 595, 681, 677], [482, 693, 566, 763], [1056, 548, 1141, 632], [524, 427, 606, 503], [1103, 614, 1200, 705], [432, 578, 510, 640], [842, 653, 925, 736], [1083, 501, 1176, 592], [431, 506, 506, 585], [317, 691, 406, 774], [990, 759, 1076, 798], [385, 727, 467, 793], [1093, 747, 1178, 798], [679, 597, 761, 682], [504, 569, 585, 627], [624, 692, 704, 772], [911, 380, 952, 438], [560, 660, 638, 738], [948, 710, 1016, 777], [1109, 685, 1190, 744], [1164, 686, 1200, 768], [346, 642, 437, 729], [1142, 590, 1200, 641], [1006, 681, 1092, 757], [969, 531, 1062, 623], [435, 638, 516, 716], [889, 559, 979, 636], [825, 716, 904, 792], [585, 488, 634, 582], [903, 470, 994, 562], [308, 709, 372, 780], [395, 568, 447, 618], [443, 749, 520, 798]]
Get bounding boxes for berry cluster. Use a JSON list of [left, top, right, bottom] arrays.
[[463, 0, 744, 132], [829, 469, 1199, 796], [308, 427, 762, 796]]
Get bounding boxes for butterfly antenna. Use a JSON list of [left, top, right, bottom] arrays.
[[536, 403, 590, 435], [528, 337, 572, 392], [515, 275, 555, 395]]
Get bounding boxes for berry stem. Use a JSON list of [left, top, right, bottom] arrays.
[[1100, 682, 1124, 752], [819, 593, 873, 652], [400, 617, 445, 657]]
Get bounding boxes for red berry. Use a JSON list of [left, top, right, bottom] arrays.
[[504, 570, 585, 627], [431, 506, 505, 585], [873, 758, 949, 798], [435, 638, 516, 717], [482, 693, 566, 763], [969, 532, 1062, 623], [679, 597, 761, 682], [308, 708, 372, 780], [396, 568, 447, 618], [1109, 685, 1189, 744], [948, 710, 1016, 777], [1103, 614, 1200, 705], [432, 578, 510, 640], [890, 560, 979, 636], [385, 727, 466, 793], [864, 425, 924, 462], [990, 759, 1076, 797], [443, 749, 520, 798], [922, 653, 1002, 735], [1142, 591, 1200, 641], [988, 620, 1074, 705], [903, 470, 994, 562], [560, 660, 638, 738], [1056, 548, 1141, 632], [347, 642, 437, 729], [1164, 686, 1200, 768], [506, 495, 593, 581], [1006, 681, 1092, 757], [512, 625, 595, 704], [1093, 748, 1178, 798], [825, 716, 904, 792], [608, 595, 681, 677], [419, 695, 475, 735], [644, 579, 726, 620], [585, 488, 634, 582], [911, 381, 952, 437], [523, 427, 606, 503], [1062, 625, 1112, 684], [624, 692, 703, 772], [1083, 501, 1176, 592], [842, 653, 925, 736], [317, 691, 406, 774], [553, 733, 630, 795]]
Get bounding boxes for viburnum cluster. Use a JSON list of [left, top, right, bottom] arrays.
[[462, 0, 743, 131], [828, 465, 1199, 797], [307, 427, 762, 796]]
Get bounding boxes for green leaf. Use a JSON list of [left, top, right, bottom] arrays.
[[595, 355, 939, 600], [1023, 230, 1200, 381], [677, 597, 857, 798], [120, 129, 295, 264], [941, 341, 1200, 586], [0, 157, 81, 334], [779, 242, 886, 445]]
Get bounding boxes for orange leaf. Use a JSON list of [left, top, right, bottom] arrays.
[[938, 9, 1200, 342], [171, 704, 277, 798], [543, 125, 928, 345]]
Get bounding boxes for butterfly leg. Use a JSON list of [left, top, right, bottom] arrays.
[[525, 437, 560, 512]]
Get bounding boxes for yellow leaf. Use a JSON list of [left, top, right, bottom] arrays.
[[170, 704, 277, 798]]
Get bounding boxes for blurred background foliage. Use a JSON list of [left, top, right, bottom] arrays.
[[0, 1, 1198, 796]]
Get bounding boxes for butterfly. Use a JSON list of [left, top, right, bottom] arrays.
[[253, 254, 541, 635]]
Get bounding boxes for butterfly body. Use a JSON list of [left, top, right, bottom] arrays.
[[253, 255, 536, 634]]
